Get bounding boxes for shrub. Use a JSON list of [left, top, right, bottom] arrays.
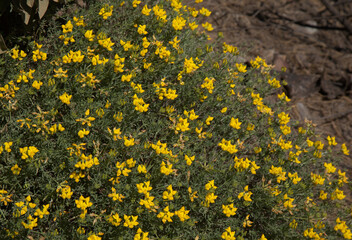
[[0, 0, 351, 239]]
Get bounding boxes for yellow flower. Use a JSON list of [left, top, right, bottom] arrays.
[[11, 164, 21, 175], [136, 181, 152, 195], [289, 219, 297, 229], [243, 214, 253, 228], [53, 68, 68, 78], [163, 185, 177, 201], [221, 227, 236, 240], [124, 136, 135, 147], [189, 21, 198, 31], [278, 112, 290, 125], [229, 117, 241, 129], [73, 16, 85, 26], [283, 194, 296, 209], [221, 107, 227, 113], [188, 187, 198, 202], [123, 215, 139, 228], [222, 203, 237, 217], [108, 187, 125, 202], [259, 234, 267, 240], [78, 129, 89, 138], [59, 92, 72, 105], [32, 80, 43, 90], [141, 5, 151, 15], [134, 228, 149, 240], [205, 180, 217, 191], [205, 192, 218, 204], [84, 30, 95, 41], [172, 16, 186, 30], [331, 188, 345, 200], [342, 143, 350, 155], [183, 57, 199, 74], [319, 190, 328, 200], [137, 25, 148, 35], [199, 7, 211, 16], [34, 204, 49, 218], [278, 92, 291, 102], [137, 164, 147, 174], [88, 234, 101, 240], [11, 48, 27, 60], [311, 172, 325, 185], [160, 161, 173, 175], [185, 155, 195, 166], [99, 5, 113, 19], [176, 117, 190, 132], [175, 206, 190, 222], [169, 36, 180, 49], [205, 116, 214, 125], [132, 0, 141, 7], [77, 227, 85, 235], [98, 37, 115, 51], [58, 185, 73, 199], [236, 63, 247, 73], [4, 142, 13, 152], [202, 22, 214, 31], [157, 206, 174, 223], [62, 20, 73, 33], [324, 162, 336, 174], [21, 214, 38, 229]]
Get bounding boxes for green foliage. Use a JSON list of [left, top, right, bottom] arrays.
[[0, 0, 351, 239]]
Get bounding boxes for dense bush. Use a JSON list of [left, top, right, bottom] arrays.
[[0, 0, 351, 239]]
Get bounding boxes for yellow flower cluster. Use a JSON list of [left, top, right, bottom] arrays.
[[75, 195, 93, 219], [0, 189, 12, 206], [335, 218, 352, 239], [99, 4, 113, 19], [201, 77, 215, 94], [218, 138, 238, 154], [133, 94, 149, 112]]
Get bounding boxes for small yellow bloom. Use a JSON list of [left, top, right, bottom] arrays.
[[221, 227, 236, 240], [78, 129, 90, 138], [137, 25, 148, 35], [222, 203, 237, 217], [4, 142, 13, 152], [324, 162, 336, 174], [185, 155, 195, 166], [205, 116, 214, 125], [11, 164, 21, 175], [172, 16, 186, 30], [84, 30, 95, 41], [32, 80, 43, 90], [230, 117, 241, 129], [123, 215, 139, 228], [202, 22, 214, 31], [59, 92, 72, 105], [141, 5, 151, 15], [124, 136, 135, 147], [221, 107, 227, 113], [342, 143, 350, 155]]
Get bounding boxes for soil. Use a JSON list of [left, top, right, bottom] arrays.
[[187, 0, 352, 174]]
